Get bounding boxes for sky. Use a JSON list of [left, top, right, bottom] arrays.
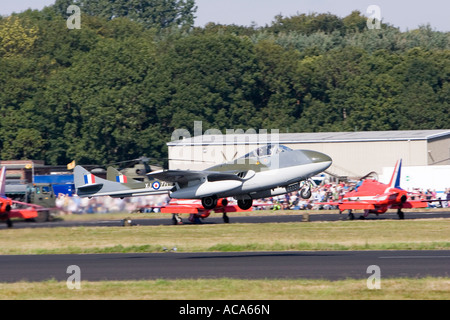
[[1, 0, 449, 32]]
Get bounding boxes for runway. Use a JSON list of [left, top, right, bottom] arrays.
[[1, 250, 449, 282]]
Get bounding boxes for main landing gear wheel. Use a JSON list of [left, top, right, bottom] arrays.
[[237, 199, 253, 210], [201, 196, 217, 210], [6, 219, 12, 228], [347, 210, 355, 220], [172, 214, 183, 225], [189, 214, 202, 224]]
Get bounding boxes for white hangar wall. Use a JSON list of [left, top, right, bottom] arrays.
[[380, 165, 450, 193], [167, 129, 450, 179], [286, 140, 428, 177]]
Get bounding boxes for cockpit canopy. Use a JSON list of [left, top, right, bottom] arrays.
[[240, 144, 292, 159]]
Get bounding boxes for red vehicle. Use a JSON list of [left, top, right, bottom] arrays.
[[323, 160, 429, 219], [0, 167, 50, 228], [141, 198, 252, 224]]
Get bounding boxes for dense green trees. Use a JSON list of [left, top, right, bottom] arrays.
[[52, 0, 196, 30], [0, 4, 448, 165]]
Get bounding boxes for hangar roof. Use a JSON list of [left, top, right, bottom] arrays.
[[168, 129, 450, 146]]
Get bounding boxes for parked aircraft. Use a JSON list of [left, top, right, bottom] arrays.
[[322, 159, 429, 219], [75, 144, 332, 210]]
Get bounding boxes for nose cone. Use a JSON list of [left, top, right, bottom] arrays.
[[302, 150, 332, 172], [276, 149, 333, 171], [303, 150, 332, 164]]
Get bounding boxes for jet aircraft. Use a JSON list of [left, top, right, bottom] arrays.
[[321, 159, 429, 219], [142, 198, 253, 224], [75, 144, 333, 211], [107, 166, 256, 224]]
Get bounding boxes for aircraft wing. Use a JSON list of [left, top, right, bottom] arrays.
[[148, 170, 242, 184], [391, 200, 429, 209], [337, 202, 376, 210], [318, 200, 429, 210]]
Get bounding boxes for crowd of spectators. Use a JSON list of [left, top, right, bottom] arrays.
[[54, 183, 450, 215], [55, 193, 170, 215]]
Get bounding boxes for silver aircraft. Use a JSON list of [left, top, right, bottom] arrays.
[[74, 144, 332, 209]]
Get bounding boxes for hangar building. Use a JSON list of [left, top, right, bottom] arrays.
[[167, 129, 450, 181]]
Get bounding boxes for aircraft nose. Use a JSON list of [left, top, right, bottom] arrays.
[[302, 150, 332, 165]]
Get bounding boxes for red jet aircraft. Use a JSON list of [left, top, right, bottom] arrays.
[[322, 160, 429, 220], [139, 198, 252, 224]]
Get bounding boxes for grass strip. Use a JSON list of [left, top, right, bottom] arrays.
[[0, 219, 449, 255], [1, 277, 449, 300]]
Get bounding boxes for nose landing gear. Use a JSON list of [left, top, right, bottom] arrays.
[[300, 180, 312, 199]]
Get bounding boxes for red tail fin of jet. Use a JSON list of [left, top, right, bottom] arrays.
[[388, 159, 402, 189], [0, 166, 6, 198]]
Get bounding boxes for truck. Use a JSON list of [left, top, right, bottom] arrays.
[[5, 182, 55, 222]]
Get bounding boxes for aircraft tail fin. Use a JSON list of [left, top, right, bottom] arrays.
[[74, 165, 105, 196], [106, 166, 140, 184], [388, 159, 402, 189], [0, 166, 6, 197]]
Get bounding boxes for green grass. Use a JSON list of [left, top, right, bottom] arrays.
[[1, 277, 449, 300], [1, 219, 449, 254]]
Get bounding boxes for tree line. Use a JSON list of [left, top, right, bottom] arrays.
[[0, 1, 448, 166]]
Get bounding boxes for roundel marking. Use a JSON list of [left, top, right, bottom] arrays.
[[152, 181, 161, 190]]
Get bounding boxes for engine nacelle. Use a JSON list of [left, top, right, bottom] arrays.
[[171, 180, 242, 199]]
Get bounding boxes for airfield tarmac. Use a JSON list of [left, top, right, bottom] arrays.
[[0, 210, 449, 283], [1, 250, 449, 282]]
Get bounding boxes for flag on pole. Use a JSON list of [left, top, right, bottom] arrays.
[[67, 160, 76, 170]]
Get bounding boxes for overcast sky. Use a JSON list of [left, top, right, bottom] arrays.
[[1, 0, 449, 31]]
